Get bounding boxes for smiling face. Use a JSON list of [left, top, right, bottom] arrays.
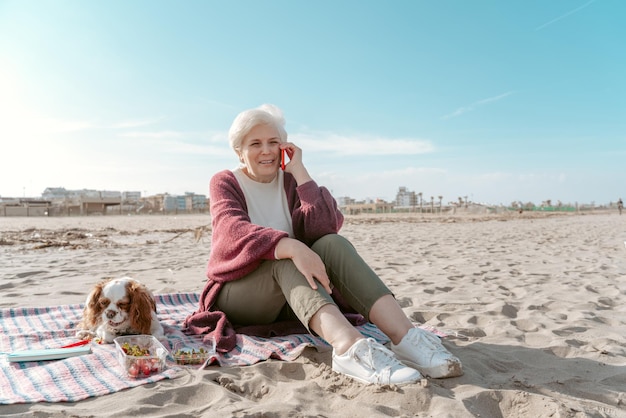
[[238, 123, 282, 183]]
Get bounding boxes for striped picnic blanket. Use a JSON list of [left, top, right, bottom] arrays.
[[0, 293, 389, 404]]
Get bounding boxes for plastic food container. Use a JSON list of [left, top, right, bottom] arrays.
[[171, 338, 215, 366], [114, 335, 167, 378]]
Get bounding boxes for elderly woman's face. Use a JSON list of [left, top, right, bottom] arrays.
[[239, 123, 282, 183]]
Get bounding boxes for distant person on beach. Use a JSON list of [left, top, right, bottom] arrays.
[[618, 198, 623, 215], [184, 104, 463, 385]]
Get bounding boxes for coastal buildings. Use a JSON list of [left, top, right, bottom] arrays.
[[337, 196, 394, 214], [5, 185, 603, 217], [0, 187, 208, 216], [0, 198, 51, 216], [395, 187, 419, 210], [336, 187, 426, 214]]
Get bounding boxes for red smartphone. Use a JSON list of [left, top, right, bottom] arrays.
[[281, 149, 286, 171]]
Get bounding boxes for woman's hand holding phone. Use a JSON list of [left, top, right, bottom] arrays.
[[280, 145, 294, 171], [280, 143, 312, 185]]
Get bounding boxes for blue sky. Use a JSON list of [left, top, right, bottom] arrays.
[[1, 0, 624, 206]]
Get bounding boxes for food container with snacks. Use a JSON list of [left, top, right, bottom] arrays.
[[171, 338, 215, 366], [114, 335, 167, 378]]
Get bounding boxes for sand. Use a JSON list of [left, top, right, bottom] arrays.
[[1, 211, 625, 417]]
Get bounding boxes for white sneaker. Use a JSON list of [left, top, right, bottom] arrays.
[[332, 338, 422, 385], [391, 327, 463, 378]]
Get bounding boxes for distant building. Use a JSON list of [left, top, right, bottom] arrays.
[[395, 187, 418, 209], [163, 194, 178, 212], [186, 192, 207, 210], [335, 196, 356, 207], [42, 187, 69, 200], [100, 190, 121, 199], [0, 198, 52, 216], [42, 187, 126, 201], [159, 192, 207, 213], [122, 191, 141, 202], [336, 195, 393, 215], [177, 195, 189, 211]]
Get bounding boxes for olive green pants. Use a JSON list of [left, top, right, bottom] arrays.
[[214, 234, 392, 331]]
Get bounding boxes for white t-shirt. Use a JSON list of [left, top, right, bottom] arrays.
[[232, 168, 294, 238]]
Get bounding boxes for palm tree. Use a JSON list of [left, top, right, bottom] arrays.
[[430, 196, 434, 214], [438, 195, 443, 213]]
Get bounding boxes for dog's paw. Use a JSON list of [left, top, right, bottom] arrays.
[[76, 329, 96, 340]]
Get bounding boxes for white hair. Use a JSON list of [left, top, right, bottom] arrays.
[[228, 104, 288, 151]]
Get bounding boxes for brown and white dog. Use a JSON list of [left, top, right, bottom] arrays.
[[76, 277, 164, 343]]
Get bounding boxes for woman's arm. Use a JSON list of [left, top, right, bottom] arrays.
[[207, 171, 288, 282], [283, 179, 344, 246], [281, 143, 344, 245]]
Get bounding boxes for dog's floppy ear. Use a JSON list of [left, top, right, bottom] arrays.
[[82, 280, 106, 328], [128, 281, 157, 334]]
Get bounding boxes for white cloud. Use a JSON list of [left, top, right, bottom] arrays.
[[292, 132, 434, 156], [441, 91, 514, 120], [474, 172, 513, 181]]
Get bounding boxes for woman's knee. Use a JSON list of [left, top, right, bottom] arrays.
[[311, 234, 353, 253]]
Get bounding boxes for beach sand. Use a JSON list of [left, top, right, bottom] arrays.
[[1, 211, 625, 417]]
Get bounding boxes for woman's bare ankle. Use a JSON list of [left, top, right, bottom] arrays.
[[333, 336, 364, 356], [309, 304, 364, 355]]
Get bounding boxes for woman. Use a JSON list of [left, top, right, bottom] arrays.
[[184, 104, 463, 385]]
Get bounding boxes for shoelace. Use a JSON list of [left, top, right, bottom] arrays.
[[354, 338, 399, 384], [405, 329, 445, 361]]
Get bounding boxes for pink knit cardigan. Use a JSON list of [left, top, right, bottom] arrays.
[[183, 170, 361, 352]]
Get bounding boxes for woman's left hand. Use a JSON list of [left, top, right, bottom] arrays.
[[275, 237, 332, 294], [280, 142, 312, 186]]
